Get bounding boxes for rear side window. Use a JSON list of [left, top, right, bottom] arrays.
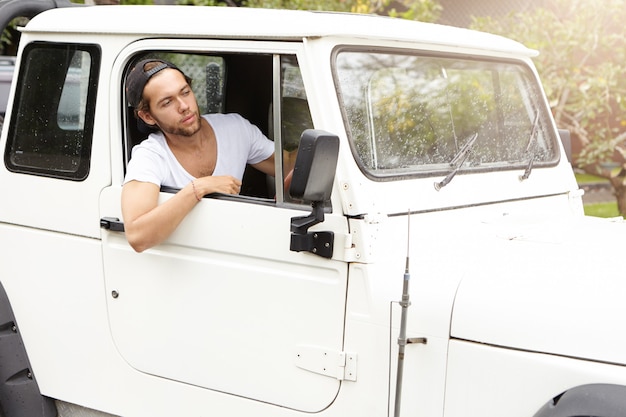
[[4, 43, 100, 180]]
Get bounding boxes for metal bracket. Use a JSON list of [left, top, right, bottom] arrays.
[[290, 201, 334, 258], [295, 345, 357, 381], [407, 337, 428, 345], [290, 231, 334, 258]]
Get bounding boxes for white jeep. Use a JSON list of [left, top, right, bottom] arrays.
[[0, 1, 625, 417]]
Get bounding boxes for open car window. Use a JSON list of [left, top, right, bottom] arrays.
[[123, 51, 313, 205]]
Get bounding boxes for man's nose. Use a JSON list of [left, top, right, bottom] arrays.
[[177, 96, 190, 111]]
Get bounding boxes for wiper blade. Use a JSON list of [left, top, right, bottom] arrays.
[[434, 132, 478, 191], [520, 112, 540, 181]]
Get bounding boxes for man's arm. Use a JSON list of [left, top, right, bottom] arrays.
[[251, 153, 276, 177], [122, 175, 241, 253], [122, 180, 198, 253]]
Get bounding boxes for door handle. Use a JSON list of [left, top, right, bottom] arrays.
[[100, 217, 125, 232]]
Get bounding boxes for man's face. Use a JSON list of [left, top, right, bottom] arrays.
[[138, 68, 201, 137]]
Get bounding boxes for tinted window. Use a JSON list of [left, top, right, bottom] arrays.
[[4, 43, 100, 180]]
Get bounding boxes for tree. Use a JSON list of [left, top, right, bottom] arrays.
[[176, 0, 441, 22], [471, 0, 626, 215], [1, 17, 27, 55]]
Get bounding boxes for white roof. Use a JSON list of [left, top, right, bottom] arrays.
[[24, 5, 536, 56]]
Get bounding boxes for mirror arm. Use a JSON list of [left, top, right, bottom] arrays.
[[290, 201, 334, 258], [290, 201, 324, 234]]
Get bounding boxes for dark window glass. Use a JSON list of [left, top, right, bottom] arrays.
[[4, 43, 100, 180]]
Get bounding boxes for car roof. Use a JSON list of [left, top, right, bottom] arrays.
[[22, 5, 536, 57]]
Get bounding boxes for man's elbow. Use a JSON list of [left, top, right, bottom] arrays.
[[127, 237, 150, 253], [124, 227, 154, 253], [129, 241, 150, 253]]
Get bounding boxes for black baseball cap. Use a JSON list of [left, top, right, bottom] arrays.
[[126, 59, 185, 108]]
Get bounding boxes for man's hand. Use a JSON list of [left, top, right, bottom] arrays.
[[194, 175, 241, 196]]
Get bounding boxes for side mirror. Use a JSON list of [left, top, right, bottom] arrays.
[[289, 129, 340, 258]]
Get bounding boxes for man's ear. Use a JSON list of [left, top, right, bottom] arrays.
[[137, 110, 157, 127]]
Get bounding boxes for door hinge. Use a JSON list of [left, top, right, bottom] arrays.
[[290, 201, 334, 259], [295, 345, 357, 381]]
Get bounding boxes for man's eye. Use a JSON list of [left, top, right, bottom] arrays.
[[182, 89, 190, 96]]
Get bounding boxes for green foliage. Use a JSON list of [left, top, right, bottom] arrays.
[[121, 0, 155, 4], [584, 202, 620, 218], [1, 17, 28, 55], [471, 0, 626, 170], [384, 0, 441, 22], [242, 0, 442, 22], [185, 0, 443, 22], [575, 172, 609, 185], [176, 0, 227, 5], [471, 0, 626, 214], [0, 26, 10, 47], [242, 0, 351, 11]]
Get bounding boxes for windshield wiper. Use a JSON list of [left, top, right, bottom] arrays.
[[520, 112, 540, 181], [434, 132, 478, 191]]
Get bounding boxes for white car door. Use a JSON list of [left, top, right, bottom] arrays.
[[100, 45, 349, 412]]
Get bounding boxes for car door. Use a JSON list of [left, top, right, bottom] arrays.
[[99, 43, 349, 412]]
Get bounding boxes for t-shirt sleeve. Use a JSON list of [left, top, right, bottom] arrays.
[[237, 114, 275, 165], [124, 143, 168, 186]]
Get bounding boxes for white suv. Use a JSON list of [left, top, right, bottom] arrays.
[[1, 1, 625, 417]]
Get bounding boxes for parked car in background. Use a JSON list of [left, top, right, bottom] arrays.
[[0, 55, 15, 117]]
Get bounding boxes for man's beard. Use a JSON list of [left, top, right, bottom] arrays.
[[160, 111, 202, 137]]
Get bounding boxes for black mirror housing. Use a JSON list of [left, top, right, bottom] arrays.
[[289, 129, 339, 202]]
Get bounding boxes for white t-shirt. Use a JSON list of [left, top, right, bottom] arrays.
[[124, 113, 274, 188]]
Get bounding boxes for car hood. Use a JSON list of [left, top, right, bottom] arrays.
[[450, 212, 626, 365]]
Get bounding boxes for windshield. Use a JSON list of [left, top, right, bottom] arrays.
[[334, 49, 559, 178]]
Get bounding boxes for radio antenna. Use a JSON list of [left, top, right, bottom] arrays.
[[393, 210, 411, 417], [392, 210, 427, 416]]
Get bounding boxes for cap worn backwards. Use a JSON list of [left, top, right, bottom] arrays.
[[126, 59, 184, 109]]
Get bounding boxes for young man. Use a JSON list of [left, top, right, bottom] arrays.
[[122, 59, 275, 253]]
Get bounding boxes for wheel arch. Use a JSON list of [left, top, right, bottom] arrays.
[[534, 383, 626, 417], [0, 281, 56, 417]]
